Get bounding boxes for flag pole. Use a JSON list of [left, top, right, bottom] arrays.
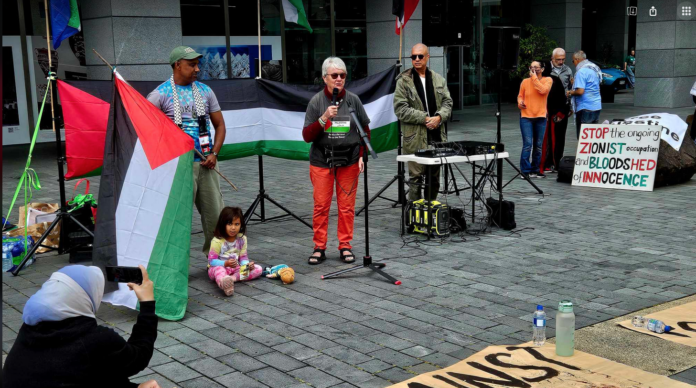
[[44, 0, 57, 133], [257, 0, 262, 79], [91, 49, 239, 192], [399, 23, 403, 64]]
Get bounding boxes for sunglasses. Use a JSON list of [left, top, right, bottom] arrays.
[[410, 54, 426, 60], [328, 73, 347, 79]]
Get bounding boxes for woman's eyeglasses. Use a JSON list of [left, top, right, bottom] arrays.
[[410, 54, 425, 60], [529, 67, 542, 70], [328, 73, 347, 79]]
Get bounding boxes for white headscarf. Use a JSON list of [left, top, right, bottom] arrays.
[[23, 265, 105, 326]]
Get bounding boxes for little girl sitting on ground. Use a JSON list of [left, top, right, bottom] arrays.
[[208, 207, 263, 295]]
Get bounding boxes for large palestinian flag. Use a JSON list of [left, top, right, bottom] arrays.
[[61, 65, 399, 179], [93, 71, 195, 321]]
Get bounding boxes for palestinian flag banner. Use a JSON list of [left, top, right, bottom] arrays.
[[93, 71, 195, 321], [57, 80, 110, 180], [393, 0, 420, 35], [61, 65, 399, 179], [281, 0, 313, 33]]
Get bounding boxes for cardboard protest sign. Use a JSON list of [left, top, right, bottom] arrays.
[[616, 113, 689, 151], [619, 301, 696, 348], [388, 344, 692, 388], [572, 124, 660, 191]]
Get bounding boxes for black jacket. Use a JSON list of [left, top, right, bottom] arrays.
[[544, 63, 570, 118], [3, 301, 158, 388]]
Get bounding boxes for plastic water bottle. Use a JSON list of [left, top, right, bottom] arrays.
[[632, 315, 647, 328], [2, 244, 13, 272], [532, 305, 546, 346], [555, 300, 575, 357], [646, 319, 673, 334]]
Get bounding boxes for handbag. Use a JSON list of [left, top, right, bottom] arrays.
[[66, 179, 98, 231]]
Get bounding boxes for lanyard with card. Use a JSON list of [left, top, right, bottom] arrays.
[[328, 116, 350, 139]]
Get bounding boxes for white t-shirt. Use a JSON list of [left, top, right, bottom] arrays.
[[420, 76, 429, 112]]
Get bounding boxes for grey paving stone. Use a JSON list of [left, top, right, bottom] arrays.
[[357, 359, 392, 373], [323, 345, 373, 364], [365, 333, 414, 351], [289, 366, 343, 388], [305, 355, 375, 384], [228, 338, 276, 357], [189, 339, 237, 358], [179, 376, 227, 388], [215, 371, 270, 388], [152, 361, 202, 383], [256, 351, 307, 372], [401, 345, 436, 358], [272, 341, 322, 361], [166, 327, 211, 344], [334, 337, 385, 353], [217, 352, 268, 373], [354, 376, 392, 388], [420, 352, 462, 368], [368, 348, 420, 368], [159, 344, 207, 363], [244, 330, 291, 347], [186, 357, 236, 378], [247, 367, 301, 388], [292, 333, 338, 350], [376, 367, 416, 383]]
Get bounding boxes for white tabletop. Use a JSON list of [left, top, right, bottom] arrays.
[[397, 152, 510, 165]]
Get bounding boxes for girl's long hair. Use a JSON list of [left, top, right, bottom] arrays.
[[213, 206, 246, 238]]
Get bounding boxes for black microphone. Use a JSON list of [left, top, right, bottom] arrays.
[[331, 88, 338, 106]]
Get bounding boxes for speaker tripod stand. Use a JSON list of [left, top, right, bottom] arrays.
[[244, 155, 312, 229], [12, 77, 94, 276]]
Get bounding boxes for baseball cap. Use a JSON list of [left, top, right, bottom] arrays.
[[169, 46, 202, 65]]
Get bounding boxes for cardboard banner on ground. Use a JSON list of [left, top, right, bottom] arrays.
[[388, 344, 692, 388], [572, 124, 660, 191], [619, 301, 696, 347]]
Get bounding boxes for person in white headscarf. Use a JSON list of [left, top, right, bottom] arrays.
[[3, 265, 161, 388]]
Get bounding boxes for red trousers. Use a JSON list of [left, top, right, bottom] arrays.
[[310, 163, 360, 251]]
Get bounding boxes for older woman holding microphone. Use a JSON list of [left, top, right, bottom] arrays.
[[302, 57, 371, 265]]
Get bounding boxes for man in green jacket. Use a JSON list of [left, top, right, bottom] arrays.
[[394, 43, 453, 201]]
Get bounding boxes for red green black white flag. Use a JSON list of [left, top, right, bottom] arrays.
[[93, 71, 195, 321]]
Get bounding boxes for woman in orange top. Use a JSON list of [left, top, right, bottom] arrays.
[[517, 61, 552, 178]]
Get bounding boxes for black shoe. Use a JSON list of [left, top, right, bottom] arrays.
[[537, 173, 547, 178]]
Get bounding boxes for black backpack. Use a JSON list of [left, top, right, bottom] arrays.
[[556, 156, 576, 183], [486, 197, 516, 230]]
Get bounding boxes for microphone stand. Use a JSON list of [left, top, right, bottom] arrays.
[[322, 103, 401, 285]]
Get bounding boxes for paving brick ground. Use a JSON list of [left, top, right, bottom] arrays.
[[3, 90, 696, 387]]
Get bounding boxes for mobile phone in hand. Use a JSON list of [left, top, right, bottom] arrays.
[[105, 266, 143, 284]]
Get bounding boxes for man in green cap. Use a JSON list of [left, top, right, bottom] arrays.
[[147, 46, 226, 256]]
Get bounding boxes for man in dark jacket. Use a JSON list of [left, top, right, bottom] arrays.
[[541, 49, 573, 173], [394, 43, 453, 201]]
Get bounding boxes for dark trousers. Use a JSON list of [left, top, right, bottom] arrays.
[[407, 162, 441, 202], [575, 109, 601, 139], [540, 114, 569, 171]]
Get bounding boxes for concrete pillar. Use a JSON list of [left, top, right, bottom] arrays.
[[635, 0, 696, 108], [530, 0, 582, 56], [82, 0, 182, 81]]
